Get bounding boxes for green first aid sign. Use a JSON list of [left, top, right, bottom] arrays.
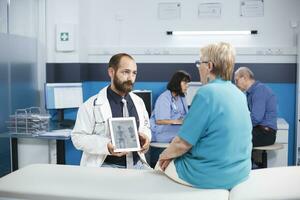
[[60, 32, 69, 41]]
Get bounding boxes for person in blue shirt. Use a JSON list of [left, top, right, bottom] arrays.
[[150, 70, 191, 143], [156, 42, 252, 190], [234, 67, 277, 147]]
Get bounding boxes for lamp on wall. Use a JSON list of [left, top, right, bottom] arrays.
[[166, 30, 258, 35]]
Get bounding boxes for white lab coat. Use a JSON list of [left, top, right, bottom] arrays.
[[71, 86, 151, 167]]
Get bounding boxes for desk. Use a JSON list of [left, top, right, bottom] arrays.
[[149, 118, 289, 168], [150, 142, 169, 148], [0, 164, 229, 200], [0, 131, 70, 171]]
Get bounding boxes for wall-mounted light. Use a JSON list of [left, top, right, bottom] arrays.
[[166, 30, 258, 35]]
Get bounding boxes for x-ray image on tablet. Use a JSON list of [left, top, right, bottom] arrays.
[[108, 117, 141, 152]]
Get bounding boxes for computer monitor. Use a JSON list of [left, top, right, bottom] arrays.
[[45, 83, 83, 125], [45, 83, 83, 109], [132, 90, 152, 117], [186, 82, 202, 106]]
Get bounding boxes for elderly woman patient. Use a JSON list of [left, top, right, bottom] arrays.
[[156, 42, 252, 189]]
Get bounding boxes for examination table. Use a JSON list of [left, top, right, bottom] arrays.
[[0, 164, 299, 200]]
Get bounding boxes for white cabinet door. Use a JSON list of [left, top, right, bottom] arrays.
[[267, 118, 289, 167]]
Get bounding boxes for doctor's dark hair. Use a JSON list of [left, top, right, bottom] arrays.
[[108, 53, 134, 70], [167, 70, 191, 97]]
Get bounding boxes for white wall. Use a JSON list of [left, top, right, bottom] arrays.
[[46, 0, 300, 63], [46, 0, 80, 62]]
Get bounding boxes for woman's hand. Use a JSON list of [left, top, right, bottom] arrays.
[[157, 136, 192, 171], [159, 158, 172, 171]]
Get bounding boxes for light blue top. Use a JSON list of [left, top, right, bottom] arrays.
[[175, 79, 252, 189], [150, 90, 188, 142]]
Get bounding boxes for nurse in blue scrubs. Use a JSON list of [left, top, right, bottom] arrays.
[[150, 70, 191, 143]]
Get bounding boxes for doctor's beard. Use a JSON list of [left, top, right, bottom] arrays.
[[113, 76, 134, 94]]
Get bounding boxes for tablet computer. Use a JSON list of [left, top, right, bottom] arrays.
[[108, 117, 141, 152]]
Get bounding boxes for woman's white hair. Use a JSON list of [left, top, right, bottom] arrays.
[[200, 42, 236, 81]]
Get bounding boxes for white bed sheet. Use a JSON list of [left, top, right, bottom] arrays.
[[230, 166, 300, 200], [0, 164, 229, 200]]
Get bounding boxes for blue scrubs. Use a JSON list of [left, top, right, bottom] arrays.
[[175, 79, 252, 189], [150, 90, 188, 142]]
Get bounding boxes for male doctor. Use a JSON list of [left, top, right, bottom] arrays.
[[71, 53, 151, 169]]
